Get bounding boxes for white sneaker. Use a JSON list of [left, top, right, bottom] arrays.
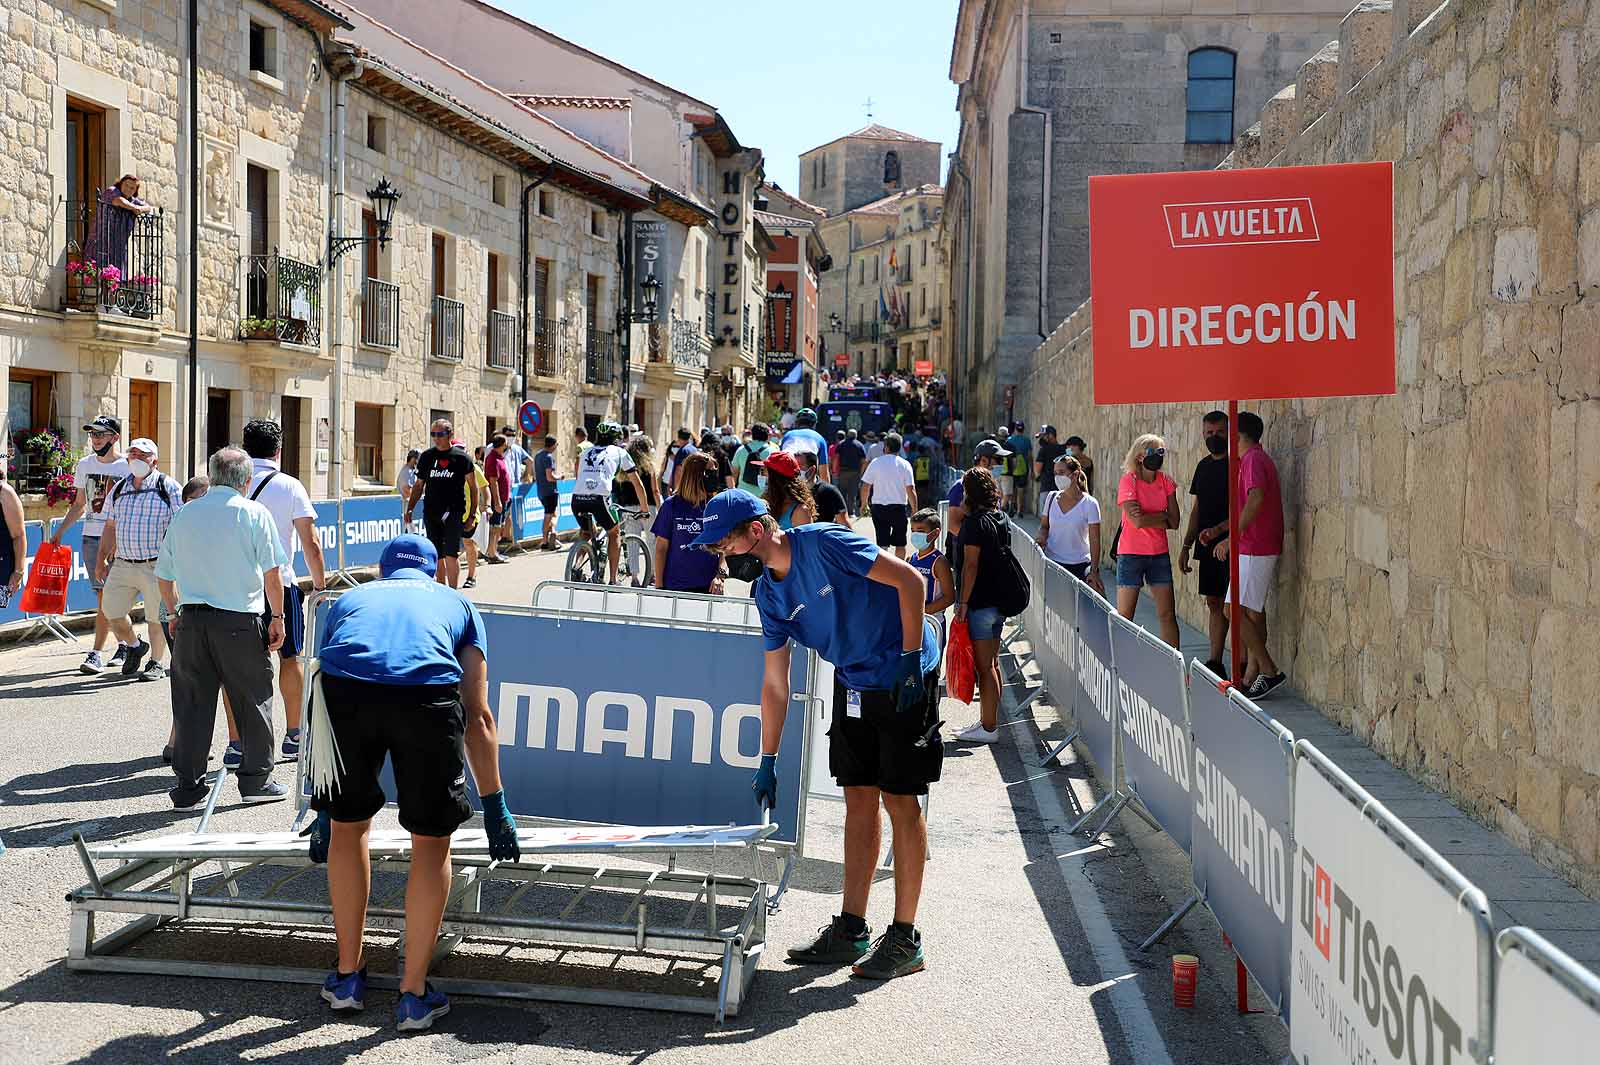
[[954, 723, 1000, 744]]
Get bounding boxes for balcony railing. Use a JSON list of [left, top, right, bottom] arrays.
[[487, 309, 517, 370], [669, 315, 710, 372], [586, 329, 614, 385], [849, 322, 881, 342], [240, 251, 321, 346], [704, 292, 715, 339], [361, 277, 400, 348], [533, 314, 562, 375], [61, 199, 164, 319], [432, 295, 464, 362]]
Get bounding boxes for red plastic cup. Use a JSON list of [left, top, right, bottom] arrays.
[[1172, 954, 1199, 1008]]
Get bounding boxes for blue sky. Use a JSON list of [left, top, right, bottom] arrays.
[[494, 0, 961, 195]]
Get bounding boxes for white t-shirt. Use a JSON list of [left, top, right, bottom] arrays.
[[1041, 491, 1101, 566], [862, 454, 916, 506], [865, 442, 886, 463], [574, 444, 635, 497], [247, 458, 317, 584], [73, 454, 132, 538]]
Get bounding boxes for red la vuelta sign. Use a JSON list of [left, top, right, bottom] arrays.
[[1089, 162, 1395, 403]]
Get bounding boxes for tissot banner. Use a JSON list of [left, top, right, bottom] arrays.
[[1088, 162, 1395, 402], [1108, 612, 1192, 853], [1188, 660, 1294, 1021], [1289, 747, 1485, 1065]]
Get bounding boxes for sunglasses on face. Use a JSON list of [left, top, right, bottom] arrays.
[[431, 431, 451, 438], [1145, 446, 1167, 457]]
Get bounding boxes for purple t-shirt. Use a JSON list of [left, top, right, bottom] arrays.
[[651, 495, 721, 591]]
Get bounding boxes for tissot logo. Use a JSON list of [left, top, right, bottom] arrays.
[[1163, 197, 1320, 249]]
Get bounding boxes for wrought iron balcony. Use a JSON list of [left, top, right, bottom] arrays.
[[239, 251, 321, 346], [669, 315, 710, 373], [361, 277, 400, 349], [487, 309, 517, 370], [532, 313, 562, 376], [431, 295, 464, 362], [585, 328, 614, 385], [60, 199, 164, 319]]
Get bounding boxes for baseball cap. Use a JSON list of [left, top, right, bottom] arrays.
[[128, 437, 158, 459], [1040, 424, 1058, 436], [379, 534, 438, 578], [974, 439, 1013, 460], [689, 490, 769, 547], [762, 450, 801, 478], [83, 415, 122, 435]]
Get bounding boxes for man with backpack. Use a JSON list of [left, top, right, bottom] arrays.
[[1005, 422, 1033, 516], [732, 423, 773, 499], [93, 437, 182, 682]]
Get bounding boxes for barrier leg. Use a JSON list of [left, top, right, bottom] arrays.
[[1136, 890, 1200, 952], [767, 850, 796, 914], [18, 614, 81, 647], [1039, 728, 1080, 769], [1076, 791, 1131, 840]]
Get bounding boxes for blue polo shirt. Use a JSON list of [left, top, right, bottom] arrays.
[[780, 427, 830, 464], [319, 570, 488, 686], [756, 524, 937, 692]]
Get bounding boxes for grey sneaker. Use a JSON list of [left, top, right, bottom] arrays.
[[786, 915, 872, 965], [852, 924, 926, 981], [240, 781, 288, 804], [139, 660, 167, 682]]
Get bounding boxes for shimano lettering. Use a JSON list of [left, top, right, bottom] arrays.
[[494, 683, 763, 768]]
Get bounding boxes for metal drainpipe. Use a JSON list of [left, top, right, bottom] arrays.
[[519, 161, 558, 418], [185, 0, 198, 477], [615, 207, 633, 424], [327, 67, 348, 500], [1016, 0, 1052, 341]]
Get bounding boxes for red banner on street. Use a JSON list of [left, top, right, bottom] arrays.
[[1088, 162, 1395, 404], [914, 359, 934, 377], [834, 352, 849, 367]]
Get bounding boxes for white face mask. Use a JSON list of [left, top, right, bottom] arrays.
[[128, 458, 152, 479], [1056, 474, 1074, 490]]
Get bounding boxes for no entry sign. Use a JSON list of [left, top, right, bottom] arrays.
[[1088, 162, 1395, 403]]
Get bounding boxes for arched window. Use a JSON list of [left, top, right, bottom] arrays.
[[883, 150, 901, 185], [1186, 48, 1236, 144]]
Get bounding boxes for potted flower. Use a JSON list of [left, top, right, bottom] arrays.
[[241, 316, 283, 340], [13, 428, 75, 503], [65, 259, 102, 311]]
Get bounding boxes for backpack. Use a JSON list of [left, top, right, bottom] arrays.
[[913, 455, 931, 481], [739, 442, 767, 487], [981, 511, 1032, 618], [111, 473, 175, 509]]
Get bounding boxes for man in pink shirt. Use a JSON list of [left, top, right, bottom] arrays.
[[483, 435, 513, 564], [1213, 411, 1286, 698]]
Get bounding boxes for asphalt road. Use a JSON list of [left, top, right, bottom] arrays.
[[0, 522, 1286, 1064]]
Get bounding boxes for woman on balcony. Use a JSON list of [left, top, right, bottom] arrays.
[[95, 175, 158, 274]]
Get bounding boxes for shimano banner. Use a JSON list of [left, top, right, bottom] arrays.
[[1493, 928, 1600, 1065], [510, 479, 579, 538], [337, 496, 426, 570], [1188, 660, 1294, 1020], [1072, 577, 1119, 779], [485, 610, 808, 844], [1031, 552, 1075, 707], [1109, 612, 1192, 853], [1290, 743, 1491, 1065]]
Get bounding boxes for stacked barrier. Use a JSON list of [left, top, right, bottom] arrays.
[[1009, 534, 1600, 1059]]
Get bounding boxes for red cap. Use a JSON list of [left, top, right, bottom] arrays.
[[761, 450, 801, 478]]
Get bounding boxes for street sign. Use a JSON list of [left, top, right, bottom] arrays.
[[518, 400, 544, 435], [1088, 162, 1395, 403], [833, 352, 849, 367], [914, 359, 933, 377]]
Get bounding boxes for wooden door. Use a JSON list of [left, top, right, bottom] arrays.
[[280, 395, 303, 479], [128, 380, 158, 451]]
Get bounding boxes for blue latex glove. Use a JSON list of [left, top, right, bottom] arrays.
[[752, 754, 778, 811], [299, 809, 331, 864], [481, 790, 521, 862], [892, 649, 927, 714]]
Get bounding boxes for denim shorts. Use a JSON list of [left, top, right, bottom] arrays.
[[1117, 551, 1173, 589], [966, 605, 1005, 641]]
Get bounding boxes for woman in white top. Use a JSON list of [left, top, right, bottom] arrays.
[[1037, 454, 1104, 594]]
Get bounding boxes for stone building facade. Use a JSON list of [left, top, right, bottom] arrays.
[[1, 0, 654, 509], [1012, 0, 1600, 894], [943, 0, 1353, 427]]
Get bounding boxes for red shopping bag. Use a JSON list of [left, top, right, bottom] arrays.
[[946, 617, 976, 705], [19, 542, 72, 615]]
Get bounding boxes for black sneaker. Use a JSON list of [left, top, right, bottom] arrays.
[[852, 924, 926, 981], [1204, 659, 1228, 681], [1247, 672, 1287, 700], [786, 915, 872, 965], [121, 639, 150, 676], [462, 576, 477, 589]]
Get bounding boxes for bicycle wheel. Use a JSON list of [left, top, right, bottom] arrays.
[[620, 534, 652, 588], [564, 539, 596, 583]]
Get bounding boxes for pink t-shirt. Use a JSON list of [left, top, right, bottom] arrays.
[[1238, 447, 1283, 556], [1116, 471, 1177, 556]]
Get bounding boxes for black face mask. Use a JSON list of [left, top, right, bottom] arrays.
[[1142, 453, 1165, 472], [1204, 434, 1227, 456], [93, 441, 115, 458], [724, 552, 764, 583]]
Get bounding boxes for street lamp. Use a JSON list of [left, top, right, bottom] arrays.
[[633, 274, 661, 322], [828, 312, 841, 333], [328, 179, 402, 264]]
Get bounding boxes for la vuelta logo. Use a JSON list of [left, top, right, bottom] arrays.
[[1163, 197, 1320, 249]]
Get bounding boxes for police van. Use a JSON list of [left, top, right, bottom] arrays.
[[817, 401, 895, 440]]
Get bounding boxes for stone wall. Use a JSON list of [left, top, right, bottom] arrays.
[[1016, 0, 1600, 895]]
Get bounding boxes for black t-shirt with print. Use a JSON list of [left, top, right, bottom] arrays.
[[415, 446, 474, 524]]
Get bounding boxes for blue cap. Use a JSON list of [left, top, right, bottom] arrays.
[[379, 534, 438, 578], [689, 490, 769, 547]]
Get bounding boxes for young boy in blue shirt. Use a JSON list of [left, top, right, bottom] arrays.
[[692, 491, 940, 980]]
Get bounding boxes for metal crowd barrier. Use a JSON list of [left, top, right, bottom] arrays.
[[1006, 538, 1600, 1059]]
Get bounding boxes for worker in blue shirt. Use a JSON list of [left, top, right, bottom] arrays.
[[303, 534, 519, 1033], [692, 491, 939, 981]]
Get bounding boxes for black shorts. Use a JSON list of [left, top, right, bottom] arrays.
[[310, 673, 472, 837], [828, 669, 943, 796], [1197, 546, 1229, 599], [425, 515, 463, 559], [870, 503, 909, 547], [539, 491, 559, 517], [571, 494, 618, 531], [264, 583, 305, 660]]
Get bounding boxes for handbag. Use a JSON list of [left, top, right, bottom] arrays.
[[946, 617, 976, 704], [19, 542, 72, 615]]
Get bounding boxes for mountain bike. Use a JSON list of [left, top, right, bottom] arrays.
[[565, 505, 652, 587]]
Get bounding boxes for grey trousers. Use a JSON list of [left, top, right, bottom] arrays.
[[170, 606, 276, 800], [837, 470, 862, 515]]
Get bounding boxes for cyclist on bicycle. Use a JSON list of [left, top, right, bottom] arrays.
[[571, 421, 651, 584]]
